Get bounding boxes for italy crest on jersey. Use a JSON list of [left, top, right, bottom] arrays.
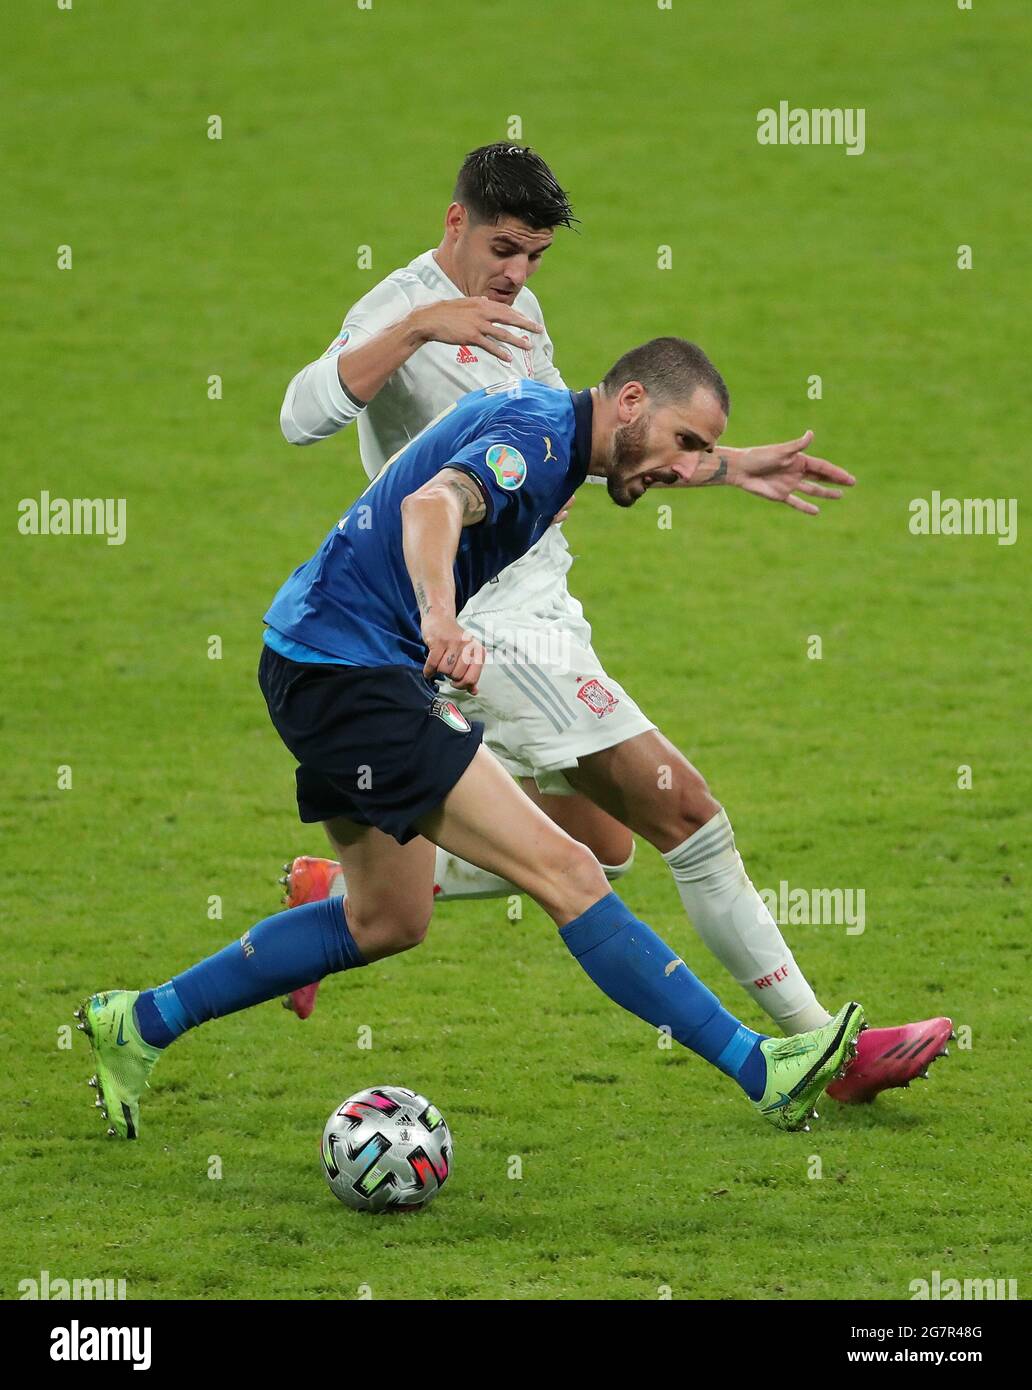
[[485, 443, 527, 491]]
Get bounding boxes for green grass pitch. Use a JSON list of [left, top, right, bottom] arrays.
[[2, 0, 1029, 1300]]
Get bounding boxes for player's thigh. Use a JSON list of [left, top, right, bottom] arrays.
[[416, 747, 609, 926], [322, 816, 437, 959], [564, 730, 722, 853], [518, 780, 633, 868]]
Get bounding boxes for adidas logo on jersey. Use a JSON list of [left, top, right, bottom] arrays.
[[456, 345, 479, 365]]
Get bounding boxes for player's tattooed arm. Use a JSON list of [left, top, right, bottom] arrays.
[[660, 433, 853, 515], [440, 469, 489, 526], [401, 472, 487, 693], [696, 451, 730, 485], [401, 467, 484, 632], [651, 448, 732, 488], [726, 432, 856, 514]]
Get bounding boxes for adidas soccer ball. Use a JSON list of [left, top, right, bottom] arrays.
[[321, 1085, 453, 1213]]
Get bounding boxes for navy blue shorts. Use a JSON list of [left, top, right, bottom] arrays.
[[258, 645, 485, 844]]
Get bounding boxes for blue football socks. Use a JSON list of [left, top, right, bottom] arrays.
[[133, 897, 366, 1048], [132, 890, 768, 1100], [560, 893, 768, 1099]]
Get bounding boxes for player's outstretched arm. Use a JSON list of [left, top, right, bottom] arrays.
[[673, 432, 856, 516], [401, 468, 489, 693], [725, 431, 856, 515]]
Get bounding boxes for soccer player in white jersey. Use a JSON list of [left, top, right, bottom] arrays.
[[277, 144, 951, 1101]]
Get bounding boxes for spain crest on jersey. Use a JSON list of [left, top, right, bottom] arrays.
[[576, 678, 619, 719]]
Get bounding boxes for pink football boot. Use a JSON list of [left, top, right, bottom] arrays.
[[826, 1017, 954, 1103]]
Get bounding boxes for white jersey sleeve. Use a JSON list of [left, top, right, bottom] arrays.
[[279, 277, 413, 445]]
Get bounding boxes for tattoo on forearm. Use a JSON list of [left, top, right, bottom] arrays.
[[414, 582, 432, 616], [700, 453, 729, 485]]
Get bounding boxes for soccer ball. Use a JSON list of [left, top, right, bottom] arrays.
[[321, 1085, 453, 1213]]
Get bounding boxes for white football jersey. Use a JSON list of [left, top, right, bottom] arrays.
[[280, 250, 574, 617]]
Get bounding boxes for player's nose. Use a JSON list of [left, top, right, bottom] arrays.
[[669, 458, 699, 485]]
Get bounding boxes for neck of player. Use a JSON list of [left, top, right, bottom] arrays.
[[586, 386, 615, 479]]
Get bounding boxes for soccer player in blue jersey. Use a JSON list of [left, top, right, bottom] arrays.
[[78, 338, 865, 1144]]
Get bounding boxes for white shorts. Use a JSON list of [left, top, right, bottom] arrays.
[[447, 598, 656, 796]]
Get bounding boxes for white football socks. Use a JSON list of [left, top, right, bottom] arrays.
[[429, 851, 513, 900], [328, 846, 636, 902], [430, 843, 636, 900], [662, 810, 832, 1034]]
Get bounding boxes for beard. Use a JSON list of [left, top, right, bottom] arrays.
[[606, 412, 652, 508]]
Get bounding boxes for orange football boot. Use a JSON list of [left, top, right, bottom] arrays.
[[279, 856, 341, 1020]]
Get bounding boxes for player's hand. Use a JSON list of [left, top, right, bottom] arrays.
[[551, 495, 576, 525], [410, 298, 542, 363], [731, 432, 856, 515], [422, 616, 485, 694]]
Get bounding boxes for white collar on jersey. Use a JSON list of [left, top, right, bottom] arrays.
[[406, 249, 464, 300]]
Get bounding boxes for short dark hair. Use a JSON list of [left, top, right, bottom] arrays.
[[603, 337, 730, 415], [453, 144, 576, 231]]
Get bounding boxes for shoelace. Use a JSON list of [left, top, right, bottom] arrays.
[[772, 1038, 818, 1060]]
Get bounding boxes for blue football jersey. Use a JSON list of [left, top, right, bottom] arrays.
[[263, 381, 593, 668]]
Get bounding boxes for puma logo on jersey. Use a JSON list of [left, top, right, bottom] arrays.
[[543, 436, 557, 463], [456, 345, 479, 365]]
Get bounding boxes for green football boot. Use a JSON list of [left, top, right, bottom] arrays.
[[75, 990, 163, 1139], [753, 1001, 866, 1132]]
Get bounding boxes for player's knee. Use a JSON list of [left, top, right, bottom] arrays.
[[584, 823, 635, 870], [656, 763, 722, 843], [347, 899, 431, 956], [539, 838, 610, 912], [601, 840, 636, 882], [682, 768, 721, 829], [389, 910, 431, 952]]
